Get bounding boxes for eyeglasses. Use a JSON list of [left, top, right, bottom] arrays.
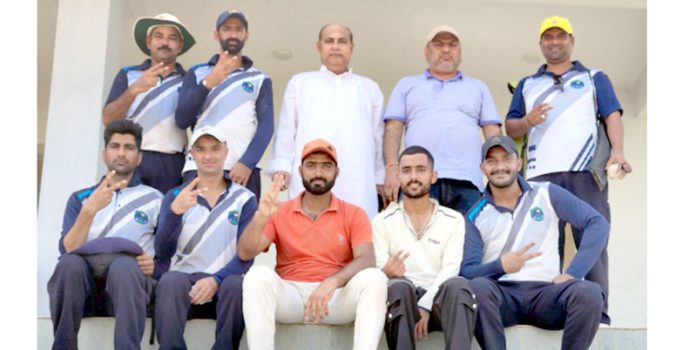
[[553, 74, 564, 92]]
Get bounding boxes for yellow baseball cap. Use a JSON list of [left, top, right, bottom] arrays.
[[539, 16, 573, 37]]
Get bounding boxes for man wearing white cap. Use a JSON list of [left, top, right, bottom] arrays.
[[103, 13, 196, 195], [154, 125, 257, 349], [383, 25, 502, 216], [176, 10, 274, 200], [505, 16, 632, 324]]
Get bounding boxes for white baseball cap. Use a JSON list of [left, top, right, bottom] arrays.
[[190, 125, 226, 146]]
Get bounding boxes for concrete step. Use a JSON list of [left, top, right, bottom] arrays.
[[38, 317, 646, 349]]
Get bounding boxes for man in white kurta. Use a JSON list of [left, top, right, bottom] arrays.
[[267, 23, 385, 218]]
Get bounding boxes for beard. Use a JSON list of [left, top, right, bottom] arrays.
[[402, 180, 430, 199], [302, 176, 336, 195], [487, 169, 517, 189], [220, 38, 244, 55]]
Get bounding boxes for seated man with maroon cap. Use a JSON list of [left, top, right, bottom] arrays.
[[154, 125, 257, 350], [238, 139, 388, 350]]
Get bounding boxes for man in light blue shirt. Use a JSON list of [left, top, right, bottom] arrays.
[[383, 25, 501, 215]]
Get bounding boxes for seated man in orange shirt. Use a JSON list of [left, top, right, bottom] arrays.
[[237, 139, 388, 350]]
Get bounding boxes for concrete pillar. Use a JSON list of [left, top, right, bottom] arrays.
[[37, 0, 125, 316]]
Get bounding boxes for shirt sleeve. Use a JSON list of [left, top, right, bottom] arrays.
[[506, 77, 528, 120], [262, 212, 278, 245], [477, 81, 502, 126], [58, 193, 83, 255], [370, 80, 386, 184], [371, 215, 390, 270], [266, 75, 299, 174], [104, 69, 129, 106], [459, 217, 505, 280], [349, 206, 373, 247], [213, 197, 258, 284], [175, 67, 209, 129], [239, 77, 274, 169], [592, 71, 623, 119], [153, 189, 184, 279], [548, 184, 610, 279], [383, 78, 408, 122], [418, 214, 465, 311]]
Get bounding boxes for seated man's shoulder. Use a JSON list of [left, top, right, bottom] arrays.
[[436, 204, 465, 222]]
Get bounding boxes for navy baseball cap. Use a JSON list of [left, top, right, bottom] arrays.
[[216, 10, 248, 31], [481, 135, 518, 160]]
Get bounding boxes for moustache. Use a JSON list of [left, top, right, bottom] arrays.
[[310, 177, 328, 183], [157, 45, 171, 51], [491, 170, 511, 176], [407, 180, 423, 187], [225, 38, 242, 46]]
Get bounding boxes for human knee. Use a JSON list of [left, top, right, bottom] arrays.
[[353, 267, 388, 288], [567, 281, 603, 309], [387, 278, 415, 300], [156, 271, 190, 296], [54, 254, 89, 274], [218, 274, 244, 300], [468, 277, 497, 302], [108, 256, 140, 278], [242, 265, 276, 291]]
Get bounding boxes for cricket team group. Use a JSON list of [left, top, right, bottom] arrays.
[[47, 8, 632, 350]]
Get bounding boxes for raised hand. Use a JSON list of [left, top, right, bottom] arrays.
[[272, 171, 290, 191], [382, 250, 409, 278], [129, 62, 169, 94], [526, 103, 554, 127], [82, 170, 128, 215], [257, 174, 284, 218], [500, 242, 542, 274], [203, 51, 240, 88], [170, 178, 207, 215]]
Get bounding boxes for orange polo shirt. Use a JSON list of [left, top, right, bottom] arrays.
[[263, 192, 372, 282]]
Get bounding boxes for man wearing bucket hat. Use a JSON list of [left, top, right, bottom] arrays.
[[238, 139, 388, 350], [383, 25, 502, 217], [175, 10, 274, 200], [461, 135, 609, 350], [154, 125, 257, 349], [505, 15, 632, 324], [48, 120, 163, 349], [103, 13, 195, 195]]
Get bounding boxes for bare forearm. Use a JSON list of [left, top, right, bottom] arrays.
[[482, 124, 502, 139], [236, 213, 271, 260], [327, 251, 376, 288], [383, 120, 404, 164], [102, 89, 138, 124], [604, 112, 624, 155], [62, 209, 97, 252], [505, 118, 530, 139]]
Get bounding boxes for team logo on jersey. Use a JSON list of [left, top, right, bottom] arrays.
[[228, 210, 240, 225], [570, 80, 585, 89], [134, 210, 149, 224], [337, 233, 346, 244], [242, 81, 254, 93], [530, 207, 544, 222]]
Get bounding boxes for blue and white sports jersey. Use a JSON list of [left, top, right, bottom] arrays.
[[176, 55, 273, 173], [60, 172, 163, 256], [506, 61, 622, 179], [460, 176, 609, 283], [105, 60, 188, 155], [154, 176, 257, 281]]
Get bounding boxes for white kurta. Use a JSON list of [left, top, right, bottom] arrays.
[[267, 66, 385, 218]]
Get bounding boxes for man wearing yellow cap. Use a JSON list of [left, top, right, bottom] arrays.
[[103, 13, 196, 195], [505, 16, 632, 325]]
